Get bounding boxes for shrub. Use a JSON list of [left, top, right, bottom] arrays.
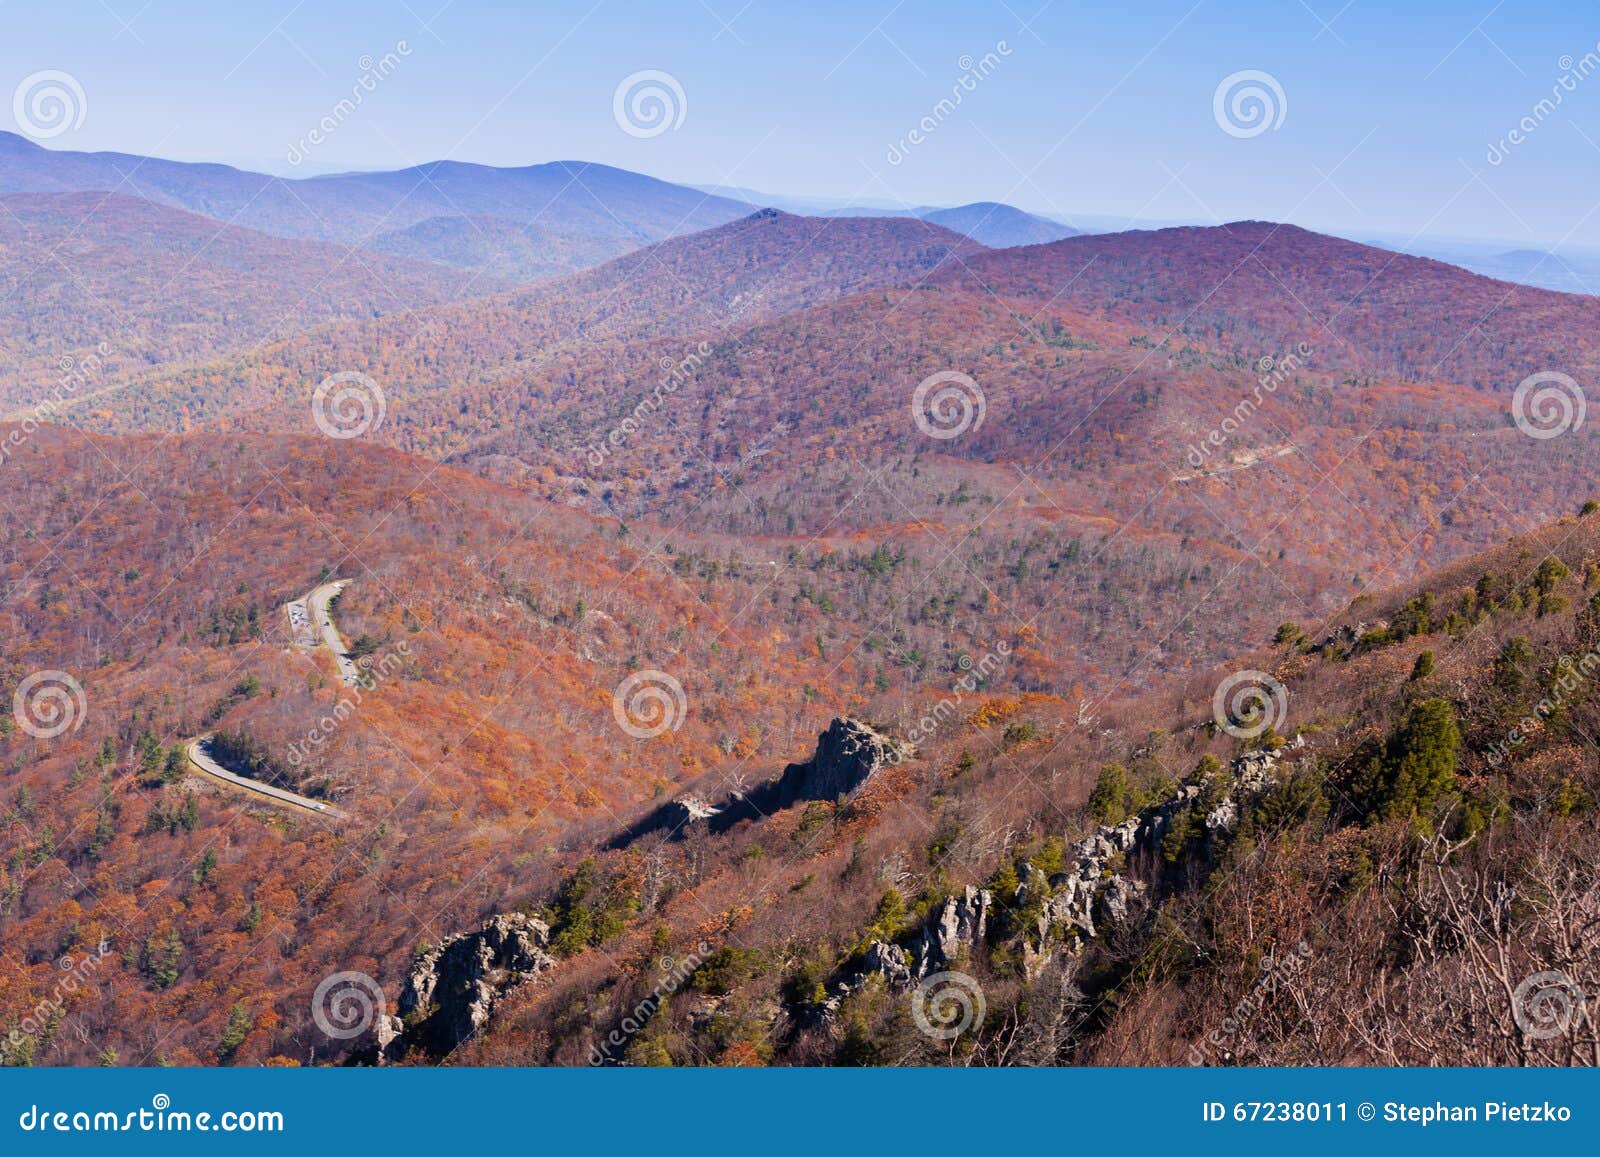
[[1351, 698, 1460, 826], [1087, 762, 1133, 824]]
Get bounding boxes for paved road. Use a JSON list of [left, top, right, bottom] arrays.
[[293, 579, 360, 686], [186, 735, 348, 819]]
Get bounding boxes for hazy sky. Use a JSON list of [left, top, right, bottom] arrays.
[[5, 0, 1600, 247]]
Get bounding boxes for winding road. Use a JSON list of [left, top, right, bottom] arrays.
[[185, 735, 349, 818], [287, 578, 360, 685], [182, 579, 360, 819]]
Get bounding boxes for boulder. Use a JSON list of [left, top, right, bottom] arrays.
[[923, 885, 990, 967], [777, 718, 908, 806], [862, 940, 915, 989], [391, 913, 554, 1056]]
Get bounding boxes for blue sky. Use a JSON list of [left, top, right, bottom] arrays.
[[4, 0, 1600, 247]]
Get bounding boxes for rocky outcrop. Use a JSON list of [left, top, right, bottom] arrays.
[[1017, 742, 1302, 971], [777, 718, 909, 807], [385, 913, 555, 1057], [608, 795, 725, 848], [838, 884, 992, 1006], [1315, 621, 1386, 655], [611, 718, 908, 849], [827, 745, 1300, 1013]]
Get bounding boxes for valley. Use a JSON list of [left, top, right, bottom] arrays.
[[1, 127, 1596, 1072]]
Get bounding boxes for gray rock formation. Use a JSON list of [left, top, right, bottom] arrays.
[[843, 884, 992, 1002], [1315, 621, 1387, 654], [1021, 743, 1299, 971], [922, 885, 990, 970], [777, 718, 909, 807], [389, 913, 555, 1057]]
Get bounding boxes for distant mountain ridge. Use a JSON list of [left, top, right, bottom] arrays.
[[0, 190, 479, 412], [919, 201, 1080, 247], [65, 207, 984, 437], [0, 132, 753, 281], [695, 182, 1079, 247]]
